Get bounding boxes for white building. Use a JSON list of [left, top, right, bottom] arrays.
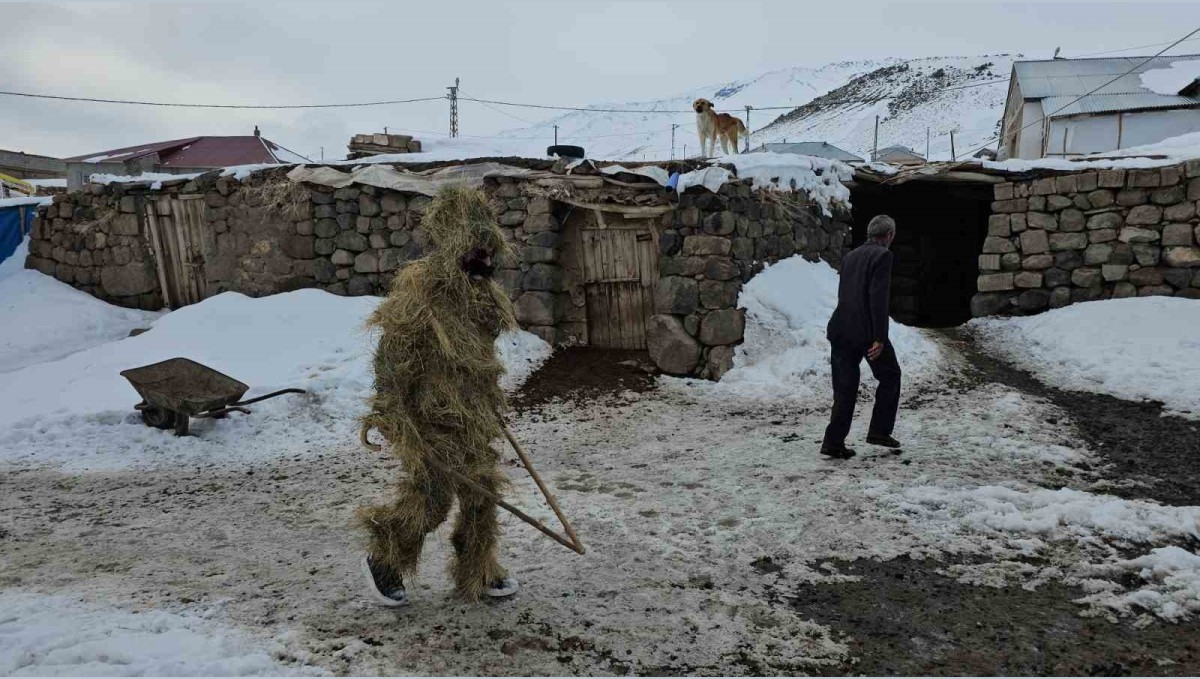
[[999, 55, 1200, 160]]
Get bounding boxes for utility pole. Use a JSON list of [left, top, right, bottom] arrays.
[[744, 105, 752, 153], [926, 127, 930, 160], [670, 123, 679, 159], [872, 115, 879, 162], [384, 126, 388, 135], [950, 130, 957, 161], [320, 147, 324, 161], [553, 124, 558, 146], [447, 77, 460, 138], [683, 143, 687, 159]]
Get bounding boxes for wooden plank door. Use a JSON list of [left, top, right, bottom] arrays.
[[144, 195, 208, 308], [579, 223, 659, 349]]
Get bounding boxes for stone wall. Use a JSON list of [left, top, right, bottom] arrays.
[[650, 181, 852, 379], [972, 161, 1200, 316]]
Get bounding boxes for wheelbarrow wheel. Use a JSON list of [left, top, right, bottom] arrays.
[[141, 406, 177, 430]]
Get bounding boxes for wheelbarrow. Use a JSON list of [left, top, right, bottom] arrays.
[[120, 357, 306, 436]]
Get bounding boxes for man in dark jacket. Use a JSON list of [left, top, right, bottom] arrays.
[[821, 214, 902, 459]]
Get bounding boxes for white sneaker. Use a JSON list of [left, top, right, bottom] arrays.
[[486, 576, 519, 598], [361, 556, 408, 607]]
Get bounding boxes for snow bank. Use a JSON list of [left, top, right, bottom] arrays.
[[0, 591, 317, 676], [0, 236, 29, 282], [971, 297, 1200, 417], [701, 152, 854, 216], [0, 196, 52, 209], [1082, 546, 1200, 622], [986, 130, 1200, 171], [496, 329, 553, 391], [0, 288, 550, 470], [0, 270, 161, 373], [708, 256, 940, 399], [1138, 59, 1200, 96]]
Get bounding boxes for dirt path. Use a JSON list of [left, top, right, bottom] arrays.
[[2, 340, 1199, 675]]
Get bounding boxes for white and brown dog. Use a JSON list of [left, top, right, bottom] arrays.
[[693, 98, 748, 157]]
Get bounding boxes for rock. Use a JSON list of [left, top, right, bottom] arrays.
[[1027, 212, 1057, 231], [1086, 212, 1123, 231], [1129, 267, 1164, 286], [1089, 229, 1118, 244], [699, 309, 745, 346], [1059, 209, 1085, 232], [523, 264, 564, 292], [499, 211, 527, 227], [703, 211, 736, 236], [313, 204, 336, 219], [1017, 289, 1050, 312], [279, 235, 314, 259], [1129, 169, 1161, 187], [389, 230, 411, 247], [336, 231, 369, 252], [1049, 232, 1087, 251], [1022, 254, 1053, 270], [1112, 282, 1137, 298], [647, 315, 701, 375], [655, 276, 699, 315], [1162, 223, 1195, 246], [699, 280, 740, 309], [1151, 186, 1185, 205], [704, 257, 740, 280], [1161, 166, 1182, 186], [706, 345, 735, 381], [1109, 243, 1135, 265], [528, 231, 562, 249], [1189, 177, 1200, 200], [683, 235, 732, 257], [994, 183, 1014, 200], [970, 292, 1009, 317], [979, 254, 1001, 271], [1086, 189, 1114, 208], [347, 275, 374, 296], [1164, 268, 1193, 289], [313, 258, 336, 283], [731, 237, 754, 261], [1164, 201, 1197, 222], [314, 218, 338, 238], [524, 213, 557, 233], [1001, 253, 1022, 271], [1047, 194, 1074, 211], [659, 232, 683, 255], [331, 249, 354, 266], [987, 214, 1011, 237], [1084, 244, 1113, 265], [1125, 204, 1162, 225], [982, 236, 1016, 254], [369, 233, 388, 250], [1101, 264, 1129, 281], [1049, 286, 1071, 308], [522, 246, 557, 264], [380, 193, 407, 214], [353, 252, 379, 273], [100, 262, 157, 297], [494, 269, 524, 297], [1014, 271, 1043, 288], [1138, 285, 1174, 297], [1163, 246, 1200, 268], [1118, 227, 1160, 243], [1054, 250, 1084, 270], [1116, 189, 1147, 206], [1071, 267, 1102, 287], [515, 292, 561, 326], [314, 238, 336, 256], [1009, 214, 1027, 233], [1098, 169, 1125, 188], [355, 216, 372, 234], [527, 197, 552, 215], [1071, 286, 1104, 303], [1132, 243, 1161, 266], [977, 273, 1015, 292], [1019, 230, 1049, 254]]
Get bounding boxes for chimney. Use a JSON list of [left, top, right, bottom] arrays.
[[253, 125, 261, 137]]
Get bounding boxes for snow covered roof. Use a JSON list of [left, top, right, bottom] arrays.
[[751, 142, 864, 162], [64, 136, 311, 168], [1013, 55, 1200, 117]]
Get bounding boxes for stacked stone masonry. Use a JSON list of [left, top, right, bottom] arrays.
[[26, 164, 850, 379], [972, 160, 1200, 316]]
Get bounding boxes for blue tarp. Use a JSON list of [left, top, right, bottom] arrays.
[[0, 204, 35, 267]]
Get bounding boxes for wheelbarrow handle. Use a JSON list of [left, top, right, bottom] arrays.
[[232, 388, 306, 407], [195, 406, 252, 419]]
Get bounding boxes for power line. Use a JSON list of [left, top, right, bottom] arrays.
[[0, 90, 444, 109], [1073, 36, 1200, 59]]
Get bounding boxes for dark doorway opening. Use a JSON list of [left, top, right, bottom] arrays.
[[849, 180, 993, 327]]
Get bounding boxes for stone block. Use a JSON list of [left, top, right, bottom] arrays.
[[1138, 285, 1174, 297], [380, 193, 406, 214], [1071, 286, 1104, 303], [1161, 166, 1182, 186], [1129, 267, 1164, 286], [1112, 282, 1137, 298], [331, 249, 354, 266], [705, 257, 740, 280], [994, 183, 1014, 200], [1126, 205, 1163, 225], [498, 211, 527, 227], [1163, 202, 1196, 222], [1001, 253, 1022, 271], [1188, 177, 1200, 201], [515, 291, 562, 326], [1162, 223, 1195, 246], [1178, 288, 1200, 299], [1058, 209, 1085, 232], [355, 216, 372, 234], [647, 315, 701, 375], [100, 262, 157, 297], [346, 275, 373, 296], [683, 235, 732, 257], [523, 263, 564, 292], [1129, 169, 1161, 187], [983, 236, 1016, 254], [970, 292, 1009, 317], [1047, 194, 1074, 211], [1009, 214, 1027, 233], [977, 273, 1015, 292], [1017, 289, 1051, 312], [280, 235, 315, 259], [1074, 194, 1092, 210], [699, 280, 741, 309], [389, 230, 411, 247], [1163, 246, 1200, 268], [1118, 227, 1160, 243], [314, 238, 335, 256], [706, 345, 736, 381], [699, 308, 745, 346], [1027, 212, 1057, 231], [1014, 271, 1043, 288], [522, 246, 557, 264], [1116, 189, 1148, 207], [1086, 212, 1123, 231], [1078, 172, 1099, 192], [1054, 175, 1078, 194], [314, 218, 338, 238], [1164, 268, 1193, 289], [1054, 250, 1084, 271], [1089, 229, 1117, 244], [1132, 243, 1161, 266], [1032, 178, 1057, 195], [703, 211, 736, 236], [524, 213, 558, 233], [1022, 254, 1053, 270], [1084, 243, 1113, 265], [335, 231, 369, 252], [979, 254, 1002, 271], [1071, 267, 1102, 287], [1151, 186, 1185, 205], [1101, 264, 1129, 281], [1049, 232, 1087, 251], [1086, 189, 1114, 208], [988, 214, 1011, 237], [367, 233, 386, 250], [1049, 286, 1071, 308]]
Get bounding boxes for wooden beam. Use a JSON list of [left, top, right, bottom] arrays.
[[558, 197, 672, 218]]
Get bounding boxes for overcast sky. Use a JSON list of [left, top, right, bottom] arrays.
[[2, 1, 1197, 160]]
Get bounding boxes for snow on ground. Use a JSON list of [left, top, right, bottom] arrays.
[[0, 236, 29, 282], [1139, 58, 1200, 96], [704, 153, 853, 216], [0, 591, 319, 676], [692, 256, 941, 400], [0, 288, 549, 472], [0, 270, 161, 373], [971, 297, 1200, 418]]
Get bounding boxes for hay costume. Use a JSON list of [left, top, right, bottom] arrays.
[[359, 186, 518, 603]]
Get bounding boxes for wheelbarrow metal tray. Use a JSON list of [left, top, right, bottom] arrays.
[[120, 357, 249, 417]]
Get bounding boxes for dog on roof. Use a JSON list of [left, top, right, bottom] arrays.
[[693, 98, 748, 157]]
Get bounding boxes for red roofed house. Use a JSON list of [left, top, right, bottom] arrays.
[[63, 127, 311, 189]]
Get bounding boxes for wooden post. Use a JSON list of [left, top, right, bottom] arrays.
[[744, 105, 752, 153], [950, 130, 957, 161], [872, 115, 879, 161]]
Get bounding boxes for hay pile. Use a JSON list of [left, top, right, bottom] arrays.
[[359, 185, 518, 599]]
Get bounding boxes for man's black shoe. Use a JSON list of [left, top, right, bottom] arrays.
[[819, 444, 857, 459], [866, 434, 902, 448]]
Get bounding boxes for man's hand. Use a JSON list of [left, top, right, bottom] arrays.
[[867, 341, 884, 361]]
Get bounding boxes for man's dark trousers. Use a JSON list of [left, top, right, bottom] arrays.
[[823, 340, 901, 446]]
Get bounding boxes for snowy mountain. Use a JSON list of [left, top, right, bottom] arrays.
[[484, 55, 1017, 162]]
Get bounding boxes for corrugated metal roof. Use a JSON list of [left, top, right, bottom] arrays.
[[1040, 92, 1200, 116], [754, 141, 864, 162], [65, 136, 294, 167], [1014, 55, 1200, 118]]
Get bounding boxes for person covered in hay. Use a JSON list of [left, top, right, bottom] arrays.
[[358, 185, 520, 606]]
